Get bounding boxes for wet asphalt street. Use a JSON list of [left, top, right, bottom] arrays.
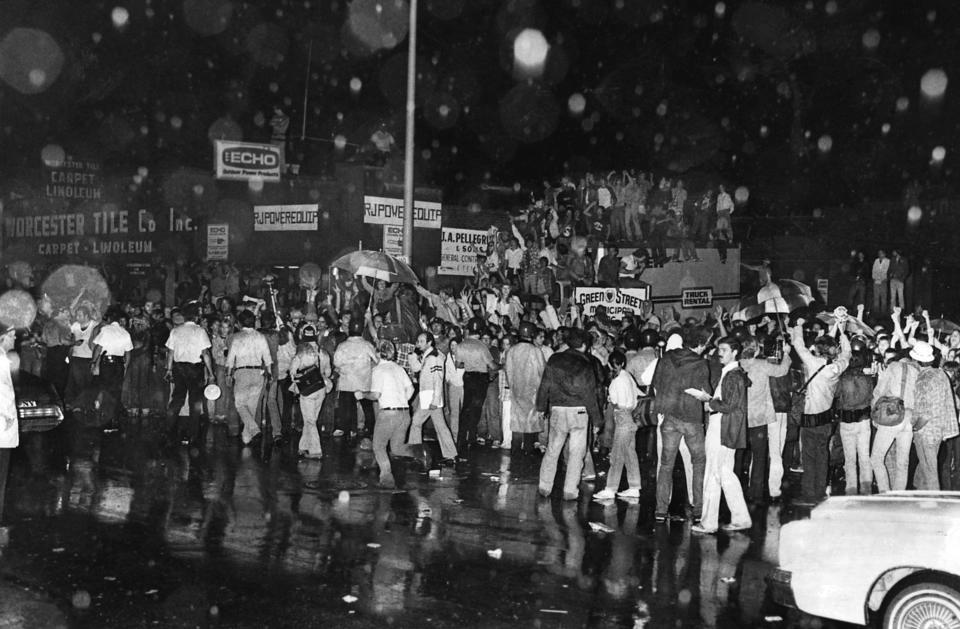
[[0, 416, 847, 629]]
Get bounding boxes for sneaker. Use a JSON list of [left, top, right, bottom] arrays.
[[691, 524, 718, 535], [616, 487, 641, 499], [668, 513, 687, 522], [332, 429, 344, 437], [592, 489, 617, 501], [581, 474, 597, 482], [721, 522, 751, 532], [789, 465, 804, 473], [654, 513, 668, 523]]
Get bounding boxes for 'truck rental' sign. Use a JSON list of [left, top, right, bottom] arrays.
[[214, 140, 282, 182], [681, 287, 713, 308]]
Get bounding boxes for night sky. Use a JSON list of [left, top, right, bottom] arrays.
[[1, 0, 958, 214]]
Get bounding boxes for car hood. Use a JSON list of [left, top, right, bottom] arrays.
[[809, 491, 960, 526]]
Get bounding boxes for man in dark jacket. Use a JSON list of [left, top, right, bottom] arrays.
[[536, 328, 602, 500], [651, 324, 710, 522]]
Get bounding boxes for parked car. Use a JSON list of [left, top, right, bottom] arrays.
[[12, 369, 64, 433], [770, 491, 960, 629]]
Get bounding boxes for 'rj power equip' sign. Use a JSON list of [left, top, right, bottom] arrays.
[[214, 140, 282, 182]]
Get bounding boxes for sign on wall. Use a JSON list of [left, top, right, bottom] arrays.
[[207, 223, 229, 260], [681, 286, 713, 309], [44, 156, 102, 200], [3, 204, 197, 259], [253, 204, 318, 231], [438, 227, 487, 276], [214, 140, 282, 182], [817, 278, 829, 304], [382, 224, 404, 257], [574, 286, 651, 319], [363, 195, 442, 229]]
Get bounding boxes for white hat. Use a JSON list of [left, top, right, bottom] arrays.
[[665, 333, 683, 351], [909, 341, 936, 364]]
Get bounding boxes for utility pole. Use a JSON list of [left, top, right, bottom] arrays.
[[402, 0, 417, 262]]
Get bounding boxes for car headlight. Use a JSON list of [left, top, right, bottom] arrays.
[[778, 520, 813, 570]]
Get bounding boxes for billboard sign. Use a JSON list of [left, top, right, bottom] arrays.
[[439, 227, 487, 276], [253, 204, 318, 231], [214, 140, 282, 182], [363, 195, 442, 229], [574, 286, 651, 319]]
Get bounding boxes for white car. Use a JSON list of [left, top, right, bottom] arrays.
[[770, 491, 960, 629]]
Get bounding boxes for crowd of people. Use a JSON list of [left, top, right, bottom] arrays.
[[482, 172, 739, 285], [9, 258, 960, 529]]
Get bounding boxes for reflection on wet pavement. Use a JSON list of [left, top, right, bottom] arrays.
[[1, 419, 836, 628]]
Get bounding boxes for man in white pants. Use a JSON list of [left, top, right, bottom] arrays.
[[693, 337, 752, 534], [404, 332, 457, 463]]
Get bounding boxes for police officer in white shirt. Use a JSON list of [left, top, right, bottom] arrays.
[[91, 307, 133, 431], [164, 303, 214, 447]]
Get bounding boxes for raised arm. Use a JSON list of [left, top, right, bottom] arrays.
[[890, 308, 908, 349], [922, 310, 949, 352], [714, 304, 728, 338]]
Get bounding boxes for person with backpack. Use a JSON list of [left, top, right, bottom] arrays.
[[835, 351, 876, 495], [289, 325, 332, 459], [870, 350, 919, 492]]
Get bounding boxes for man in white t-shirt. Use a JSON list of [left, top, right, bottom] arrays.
[[164, 304, 214, 447], [65, 306, 97, 414], [504, 238, 524, 284], [368, 340, 414, 488], [91, 307, 133, 431]]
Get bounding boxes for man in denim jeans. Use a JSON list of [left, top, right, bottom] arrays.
[[651, 325, 711, 523], [536, 329, 602, 500], [789, 319, 851, 506]]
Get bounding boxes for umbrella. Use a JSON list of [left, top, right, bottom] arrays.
[[330, 250, 419, 285], [817, 312, 876, 337], [0, 289, 37, 329], [41, 265, 111, 321], [734, 280, 815, 321], [927, 318, 960, 335]]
